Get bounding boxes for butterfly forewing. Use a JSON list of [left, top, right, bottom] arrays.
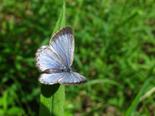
[[49, 27, 74, 67], [36, 45, 65, 72]]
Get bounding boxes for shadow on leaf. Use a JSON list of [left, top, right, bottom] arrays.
[[41, 84, 60, 97]]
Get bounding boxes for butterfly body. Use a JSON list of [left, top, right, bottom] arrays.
[[35, 27, 86, 85], [43, 67, 72, 73]]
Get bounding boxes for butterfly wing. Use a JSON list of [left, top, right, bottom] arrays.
[[35, 45, 65, 72], [39, 72, 86, 85], [49, 27, 74, 67], [36, 27, 86, 85], [58, 72, 86, 85], [39, 73, 64, 85]]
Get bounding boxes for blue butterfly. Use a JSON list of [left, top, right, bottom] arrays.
[[36, 27, 86, 85]]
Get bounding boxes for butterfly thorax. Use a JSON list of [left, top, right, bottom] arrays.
[[62, 67, 72, 72]]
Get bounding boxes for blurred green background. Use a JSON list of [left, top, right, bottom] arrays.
[[0, 0, 155, 115]]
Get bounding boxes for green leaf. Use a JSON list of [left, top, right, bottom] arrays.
[[8, 107, 24, 115], [39, 1, 66, 116], [52, 1, 66, 33]]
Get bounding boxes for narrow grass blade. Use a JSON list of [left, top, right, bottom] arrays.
[[125, 77, 153, 116], [125, 65, 154, 116], [52, 2, 66, 34]]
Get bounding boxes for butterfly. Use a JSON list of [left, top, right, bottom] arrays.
[[35, 27, 87, 85]]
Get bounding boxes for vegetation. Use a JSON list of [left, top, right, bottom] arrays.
[[0, 0, 155, 115]]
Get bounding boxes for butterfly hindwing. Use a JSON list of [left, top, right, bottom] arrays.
[[58, 72, 86, 85], [39, 73, 64, 85], [39, 72, 86, 85]]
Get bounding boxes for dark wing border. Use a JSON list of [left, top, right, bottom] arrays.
[[50, 26, 73, 43]]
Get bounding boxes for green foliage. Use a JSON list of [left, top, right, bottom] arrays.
[[0, 0, 155, 115], [125, 76, 154, 116]]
